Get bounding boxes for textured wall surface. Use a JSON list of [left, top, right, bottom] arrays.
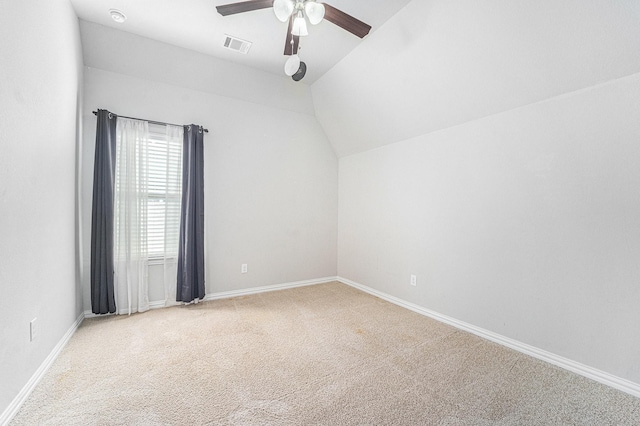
[[338, 73, 640, 385], [0, 0, 84, 418], [80, 65, 338, 309]]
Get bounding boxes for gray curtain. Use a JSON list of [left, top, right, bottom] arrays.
[[176, 124, 205, 302], [90, 109, 117, 314]]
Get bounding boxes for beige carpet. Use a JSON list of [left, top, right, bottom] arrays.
[[10, 282, 640, 425]]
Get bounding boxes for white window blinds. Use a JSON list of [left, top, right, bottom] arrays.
[[147, 123, 183, 259], [114, 121, 183, 261]]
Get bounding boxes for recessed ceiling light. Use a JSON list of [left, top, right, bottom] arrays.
[[109, 9, 126, 24]]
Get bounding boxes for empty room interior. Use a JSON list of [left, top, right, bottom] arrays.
[[2, 0, 640, 424]]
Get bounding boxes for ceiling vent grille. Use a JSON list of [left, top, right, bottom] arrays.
[[223, 35, 252, 54]]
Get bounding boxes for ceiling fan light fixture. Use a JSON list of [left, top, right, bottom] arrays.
[[284, 54, 301, 76], [291, 11, 308, 36], [291, 61, 307, 81], [273, 0, 294, 22], [304, 2, 325, 25]]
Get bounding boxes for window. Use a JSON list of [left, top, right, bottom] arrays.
[[147, 124, 183, 259], [114, 120, 183, 262]]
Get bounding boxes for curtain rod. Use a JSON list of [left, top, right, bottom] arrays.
[[92, 111, 209, 133]]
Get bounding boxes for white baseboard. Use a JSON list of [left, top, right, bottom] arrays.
[[83, 277, 339, 316], [337, 276, 640, 399], [203, 276, 338, 301], [3, 276, 338, 424], [0, 312, 85, 426], [84, 299, 167, 318], [19, 276, 634, 425]]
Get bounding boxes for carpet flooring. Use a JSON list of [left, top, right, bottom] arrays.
[[10, 281, 640, 425]]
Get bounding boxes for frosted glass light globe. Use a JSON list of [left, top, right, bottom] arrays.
[[291, 12, 308, 36], [273, 0, 294, 22], [284, 55, 301, 76], [304, 2, 325, 25]]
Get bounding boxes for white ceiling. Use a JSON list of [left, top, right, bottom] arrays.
[[70, 0, 640, 157], [312, 0, 640, 156], [69, 0, 412, 83]]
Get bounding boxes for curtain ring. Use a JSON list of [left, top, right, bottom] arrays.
[[108, 112, 113, 119], [188, 126, 192, 132], [198, 126, 202, 134]]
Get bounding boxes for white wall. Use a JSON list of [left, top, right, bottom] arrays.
[[80, 64, 338, 309], [338, 73, 640, 385], [80, 20, 316, 116], [0, 0, 83, 418], [313, 0, 640, 389], [313, 0, 640, 157]]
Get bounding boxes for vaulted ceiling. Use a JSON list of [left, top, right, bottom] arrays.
[[71, 0, 640, 158], [312, 0, 640, 156], [70, 0, 412, 83]]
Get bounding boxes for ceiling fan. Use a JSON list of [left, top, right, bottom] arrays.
[[216, 0, 371, 80]]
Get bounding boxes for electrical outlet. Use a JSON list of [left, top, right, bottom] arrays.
[[410, 275, 417, 286], [30, 318, 37, 342], [241, 264, 248, 274]]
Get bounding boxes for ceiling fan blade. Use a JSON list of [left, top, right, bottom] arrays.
[[322, 3, 371, 38], [216, 0, 274, 16], [284, 15, 300, 55]]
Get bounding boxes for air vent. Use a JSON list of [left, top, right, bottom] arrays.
[[223, 35, 252, 54]]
